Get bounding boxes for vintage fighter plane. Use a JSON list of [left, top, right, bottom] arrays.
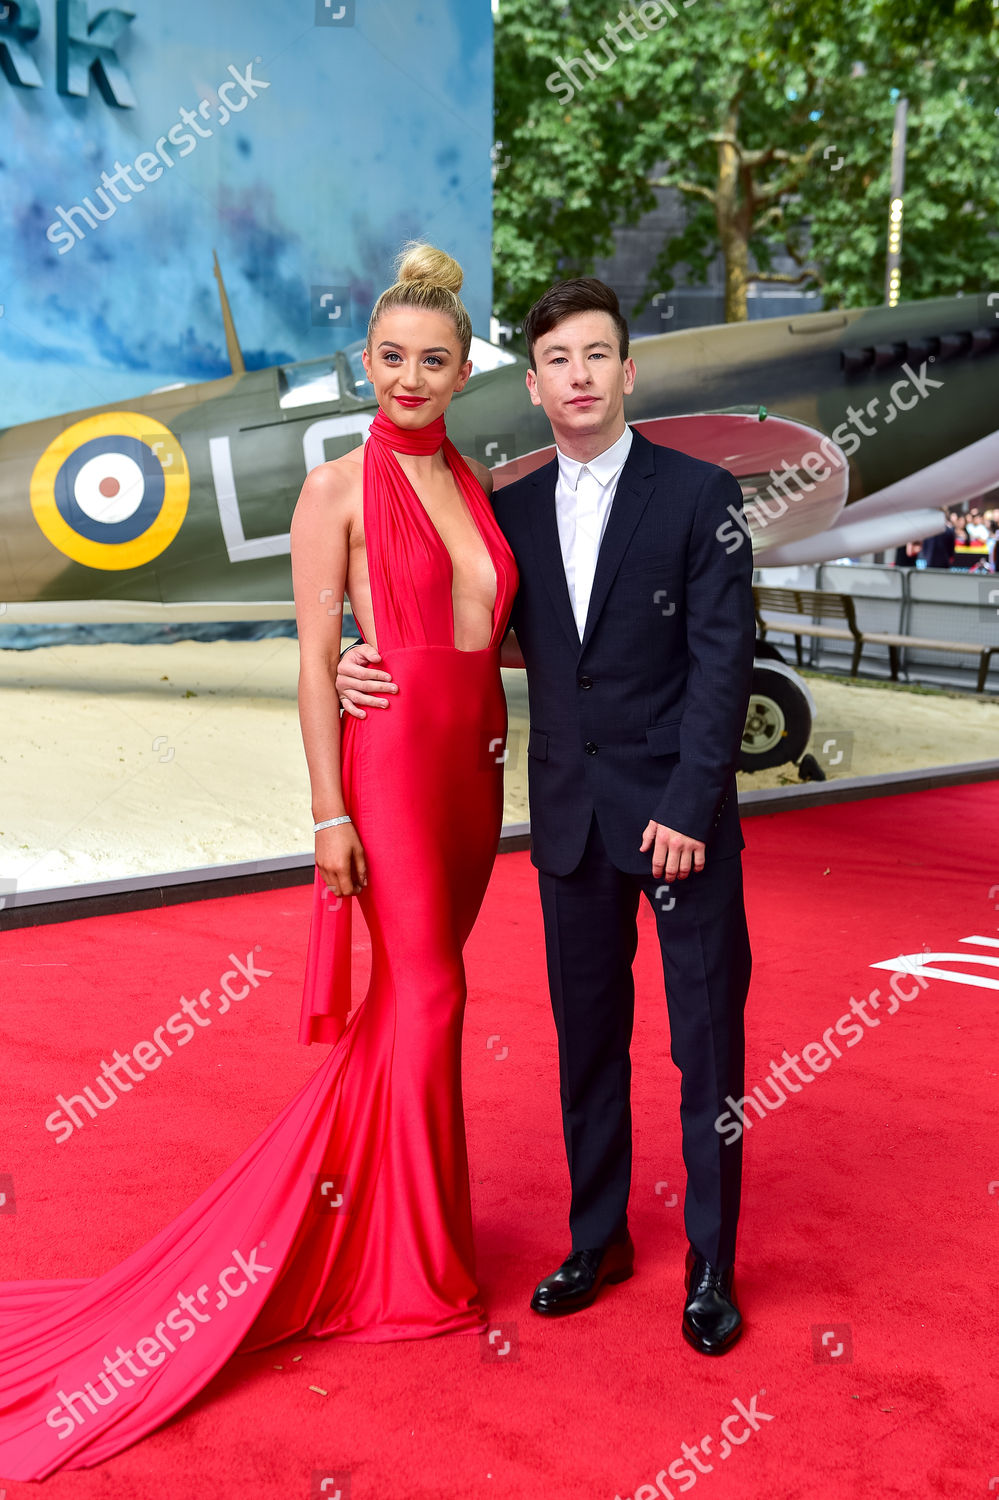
[[1, 259, 996, 770]]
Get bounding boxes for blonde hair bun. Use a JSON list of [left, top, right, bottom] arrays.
[[367, 241, 473, 361], [395, 242, 464, 295]]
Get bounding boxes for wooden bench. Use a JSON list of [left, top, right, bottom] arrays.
[[753, 585, 996, 693]]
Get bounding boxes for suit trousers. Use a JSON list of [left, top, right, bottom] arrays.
[[537, 812, 752, 1269]]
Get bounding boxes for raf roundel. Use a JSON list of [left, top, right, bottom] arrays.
[[30, 412, 190, 571]]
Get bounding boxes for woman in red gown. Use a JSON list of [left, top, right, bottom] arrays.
[[0, 244, 518, 1479]]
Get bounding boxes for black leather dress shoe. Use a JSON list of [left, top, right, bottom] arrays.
[[682, 1246, 742, 1355], [530, 1231, 635, 1316]]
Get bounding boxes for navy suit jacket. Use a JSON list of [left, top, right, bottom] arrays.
[[490, 427, 756, 877]]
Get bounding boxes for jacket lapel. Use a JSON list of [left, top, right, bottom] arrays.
[[578, 429, 657, 655], [527, 458, 581, 653]]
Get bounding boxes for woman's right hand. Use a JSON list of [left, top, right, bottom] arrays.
[[316, 823, 367, 897]]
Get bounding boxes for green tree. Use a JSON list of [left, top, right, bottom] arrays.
[[493, 0, 999, 325]]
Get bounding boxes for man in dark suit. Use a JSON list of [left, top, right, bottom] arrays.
[[337, 278, 756, 1355]]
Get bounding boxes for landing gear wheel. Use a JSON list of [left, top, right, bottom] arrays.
[[739, 660, 815, 772]]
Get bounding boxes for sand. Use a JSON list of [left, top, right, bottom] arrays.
[[0, 640, 996, 894], [735, 670, 999, 790]]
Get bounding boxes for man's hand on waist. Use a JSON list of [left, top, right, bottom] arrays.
[[335, 642, 399, 719]]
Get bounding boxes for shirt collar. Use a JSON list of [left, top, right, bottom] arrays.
[[556, 424, 634, 491]]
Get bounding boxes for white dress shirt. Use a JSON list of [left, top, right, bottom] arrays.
[[555, 424, 634, 638]]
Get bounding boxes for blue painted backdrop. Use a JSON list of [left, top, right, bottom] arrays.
[[0, 0, 493, 425]]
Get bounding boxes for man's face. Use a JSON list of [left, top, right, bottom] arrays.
[[525, 310, 636, 447]]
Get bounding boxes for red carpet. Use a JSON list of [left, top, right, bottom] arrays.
[[1, 781, 997, 1498]]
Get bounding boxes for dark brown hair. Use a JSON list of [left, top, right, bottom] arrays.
[[523, 277, 629, 369]]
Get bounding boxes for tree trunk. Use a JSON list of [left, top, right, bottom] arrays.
[[720, 218, 749, 322], [715, 103, 750, 322]]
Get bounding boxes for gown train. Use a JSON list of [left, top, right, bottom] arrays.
[[0, 407, 518, 1479]]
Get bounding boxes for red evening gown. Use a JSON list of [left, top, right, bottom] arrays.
[[0, 408, 518, 1480]]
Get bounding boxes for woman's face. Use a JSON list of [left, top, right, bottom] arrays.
[[362, 306, 471, 428]]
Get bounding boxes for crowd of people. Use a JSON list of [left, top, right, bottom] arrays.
[[894, 504, 999, 570]]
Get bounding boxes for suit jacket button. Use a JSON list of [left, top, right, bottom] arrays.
[[585, 741, 598, 755], [578, 675, 593, 689]]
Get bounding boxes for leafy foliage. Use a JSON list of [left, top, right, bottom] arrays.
[[493, 0, 999, 323]]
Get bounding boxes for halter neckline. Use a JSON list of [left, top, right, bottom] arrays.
[[368, 408, 447, 456]]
